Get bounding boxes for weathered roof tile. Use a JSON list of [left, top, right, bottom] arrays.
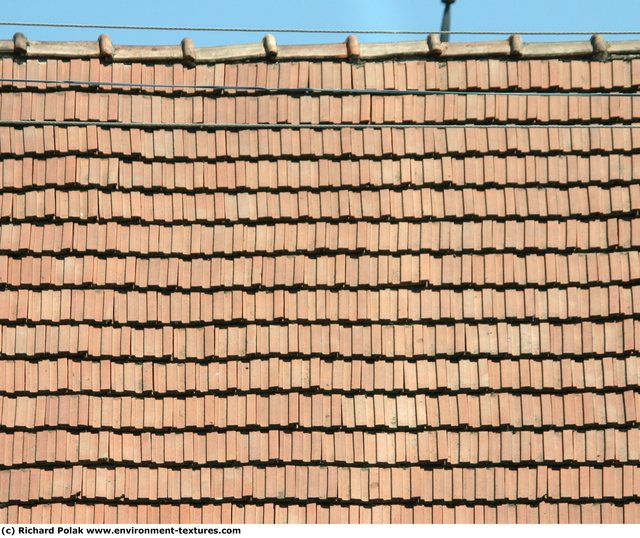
[[0, 34, 638, 523]]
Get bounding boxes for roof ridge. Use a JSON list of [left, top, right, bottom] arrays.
[[2, 33, 640, 63]]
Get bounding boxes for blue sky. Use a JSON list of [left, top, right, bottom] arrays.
[[0, 0, 638, 46]]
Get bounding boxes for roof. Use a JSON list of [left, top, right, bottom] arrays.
[[0, 34, 639, 524], [4, 32, 640, 62]]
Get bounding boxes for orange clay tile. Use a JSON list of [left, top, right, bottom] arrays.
[[0, 34, 638, 524]]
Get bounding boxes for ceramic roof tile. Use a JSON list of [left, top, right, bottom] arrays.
[[0, 36, 638, 524]]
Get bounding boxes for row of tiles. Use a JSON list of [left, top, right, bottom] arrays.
[[2, 184, 638, 222], [0, 428, 636, 466], [0, 321, 636, 358], [0, 391, 637, 429], [1, 220, 637, 255], [1, 57, 637, 92], [0, 286, 637, 324], [2, 126, 638, 160], [0, 356, 635, 393], [2, 275, 636, 328], [2, 154, 637, 190], [2, 252, 636, 289], [1, 501, 637, 524], [3, 91, 640, 124], [1, 464, 639, 502]]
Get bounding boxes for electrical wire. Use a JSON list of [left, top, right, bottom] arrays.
[[0, 78, 638, 98], [0, 119, 637, 129], [0, 21, 639, 35]]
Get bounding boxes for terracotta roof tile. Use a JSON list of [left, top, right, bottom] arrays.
[[0, 36, 638, 524]]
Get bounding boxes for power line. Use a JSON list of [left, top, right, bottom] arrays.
[[0, 119, 637, 129], [0, 78, 638, 98], [0, 21, 639, 35]]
